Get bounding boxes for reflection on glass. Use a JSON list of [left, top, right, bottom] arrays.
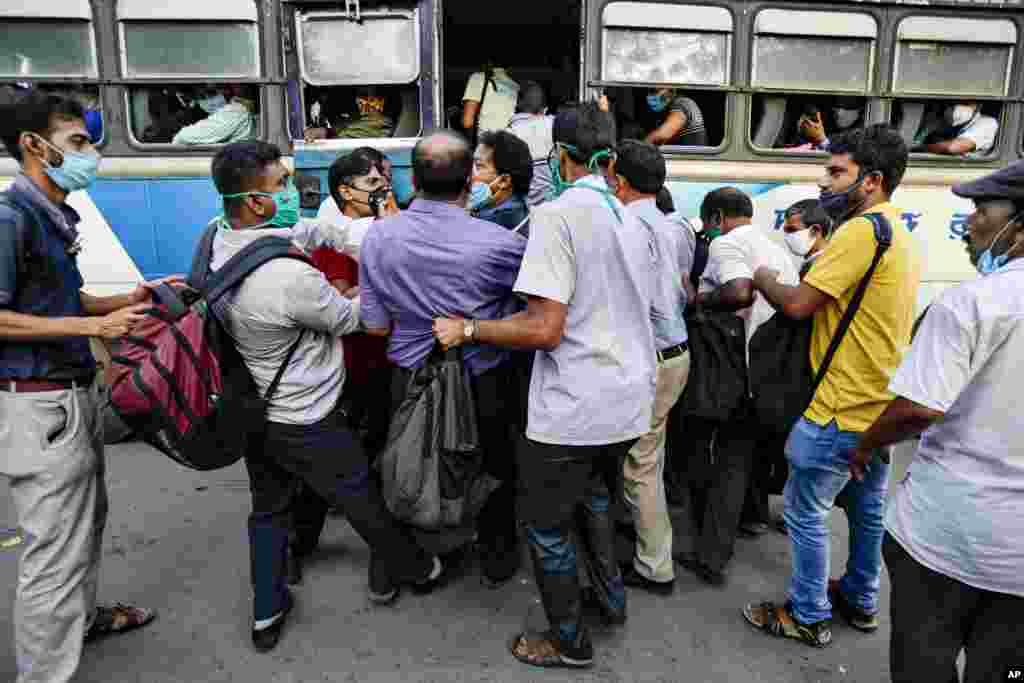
[[0, 21, 97, 78], [896, 43, 1010, 97], [602, 29, 727, 85], [0, 527, 24, 551], [300, 16, 418, 85], [754, 36, 871, 92], [122, 22, 259, 78]]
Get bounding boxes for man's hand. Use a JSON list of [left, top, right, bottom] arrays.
[[91, 303, 150, 340], [433, 317, 466, 351], [799, 113, 827, 145], [304, 127, 328, 143], [848, 447, 875, 482], [753, 267, 781, 293], [377, 192, 400, 218], [130, 275, 186, 305]]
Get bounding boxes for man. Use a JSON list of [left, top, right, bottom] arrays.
[[0, 91, 157, 683], [914, 100, 998, 157], [781, 198, 834, 276], [461, 65, 519, 138], [507, 81, 555, 206], [742, 124, 921, 648], [469, 130, 532, 232], [674, 187, 799, 585], [172, 84, 256, 145], [850, 161, 1024, 682], [205, 141, 441, 653], [358, 131, 527, 588], [434, 103, 656, 669], [611, 141, 691, 595], [790, 98, 863, 151], [643, 88, 707, 147]]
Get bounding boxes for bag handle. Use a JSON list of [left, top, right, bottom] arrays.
[[809, 212, 893, 395], [265, 330, 305, 402]]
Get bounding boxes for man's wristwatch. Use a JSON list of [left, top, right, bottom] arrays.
[[463, 319, 477, 342]]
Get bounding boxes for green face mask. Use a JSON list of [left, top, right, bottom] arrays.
[[222, 180, 301, 229], [546, 143, 616, 200]]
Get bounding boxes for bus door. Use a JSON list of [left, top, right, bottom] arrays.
[[285, 0, 436, 216]]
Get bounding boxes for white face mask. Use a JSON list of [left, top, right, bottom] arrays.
[[784, 228, 816, 258], [832, 108, 860, 130], [945, 104, 976, 128]]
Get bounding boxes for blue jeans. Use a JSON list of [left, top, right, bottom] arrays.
[[783, 417, 889, 625]]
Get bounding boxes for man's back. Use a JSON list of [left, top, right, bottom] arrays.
[[804, 202, 922, 431], [513, 178, 656, 445], [359, 199, 525, 374]]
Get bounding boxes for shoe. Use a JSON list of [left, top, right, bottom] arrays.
[[252, 593, 293, 652], [286, 551, 303, 586], [738, 522, 770, 538], [828, 579, 879, 632], [620, 565, 674, 596], [743, 600, 832, 648], [84, 602, 157, 643], [410, 556, 445, 595], [674, 552, 725, 587], [480, 536, 521, 589], [368, 554, 399, 605]]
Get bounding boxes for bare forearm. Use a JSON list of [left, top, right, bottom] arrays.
[[858, 398, 942, 452], [81, 291, 135, 316], [476, 311, 557, 352], [0, 310, 96, 340], [696, 281, 753, 313]]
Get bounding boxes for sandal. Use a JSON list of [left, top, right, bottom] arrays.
[[85, 602, 157, 643], [742, 601, 831, 648], [509, 630, 593, 669]]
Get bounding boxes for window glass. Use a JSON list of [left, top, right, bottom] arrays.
[[298, 13, 419, 86], [602, 29, 728, 86], [299, 84, 420, 140], [894, 42, 1010, 97], [127, 84, 259, 145], [750, 94, 867, 151], [753, 36, 871, 92], [122, 21, 260, 78], [0, 20, 96, 78]]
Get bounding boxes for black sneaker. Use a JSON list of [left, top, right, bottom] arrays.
[[480, 536, 521, 589], [674, 552, 726, 587], [286, 551, 303, 586], [410, 556, 444, 595], [252, 592, 293, 652], [828, 579, 879, 632], [620, 565, 674, 596], [368, 554, 400, 605]]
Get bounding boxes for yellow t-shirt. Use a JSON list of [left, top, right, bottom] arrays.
[[803, 202, 922, 432]]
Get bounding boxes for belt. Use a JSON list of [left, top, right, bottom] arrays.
[[0, 377, 93, 393], [656, 341, 689, 363]]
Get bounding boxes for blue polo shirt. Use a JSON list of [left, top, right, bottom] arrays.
[[0, 180, 96, 380]]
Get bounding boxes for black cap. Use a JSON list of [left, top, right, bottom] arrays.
[[952, 160, 1024, 202]]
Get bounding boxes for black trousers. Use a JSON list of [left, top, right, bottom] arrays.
[[741, 432, 788, 526], [883, 532, 1024, 683], [246, 406, 433, 621], [673, 414, 758, 573]]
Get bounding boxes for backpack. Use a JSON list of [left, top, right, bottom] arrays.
[[109, 236, 312, 470], [690, 227, 712, 290]]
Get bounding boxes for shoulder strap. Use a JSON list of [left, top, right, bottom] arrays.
[[474, 66, 496, 141], [264, 329, 305, 402], [202, 235, 313, 305], [810, 212, 893, 394], [187, 220, 220, 290]]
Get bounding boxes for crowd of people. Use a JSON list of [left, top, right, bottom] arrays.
[[1, 83, 1022, 683]]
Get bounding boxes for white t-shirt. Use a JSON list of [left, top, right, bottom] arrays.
[[957, 114, 999, 155], [514, 176, 657, 446], [699, 222, 800, 347], [315, 197, 375, 246], [463, 68, 519, 135], [885, 258, 1024, 597]]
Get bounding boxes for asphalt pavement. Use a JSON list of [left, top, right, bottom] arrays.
[[0, 441, 915, 683]]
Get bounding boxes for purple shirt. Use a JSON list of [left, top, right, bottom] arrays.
[[359, 198, 526, 374]]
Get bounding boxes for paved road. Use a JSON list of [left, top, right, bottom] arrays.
[[0, 441, 914, 682]]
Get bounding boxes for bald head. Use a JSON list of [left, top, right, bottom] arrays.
[[412, 131, 473, 200]]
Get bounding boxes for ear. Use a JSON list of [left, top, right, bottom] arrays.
[[863, 171, 884, 195]]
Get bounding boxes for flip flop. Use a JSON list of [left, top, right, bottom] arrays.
[[742, 601, 832, 648], [508, 630, 593, 669], [85, 602, 157, 643]]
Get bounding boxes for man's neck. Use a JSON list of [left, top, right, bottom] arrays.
[[722, 219, 751, 234], [342, 205, 365, 221], [24, 166, 67, 206], [856, 193, 888, 216], [622, 192, 655, 206]]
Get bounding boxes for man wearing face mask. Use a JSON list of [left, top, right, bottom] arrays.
[[643, 87, 708, 147], [782, 199, 834, 276], [0, 91, 163, 683], [469, 130, 533, 234], [204, 141, 443, 652], [792, 99, 863, 152], [172, 84, 257, 146], [744, 125, 921, 648], [847, 161, 1024, 683], [914, 100, 998, 157]]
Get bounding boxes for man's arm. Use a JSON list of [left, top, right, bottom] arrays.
[[923, 137, 976, 156], [80, 275, 187, 316], [357, 234, 391, 337], [752, 271, 832, 320], [434, 296, 568, 352], [696, 278, 753, 312], [645, 111, 686, 146], [291, 216, 374, 261], [285, 266, 361, 337], [0, 306, 149, 341]]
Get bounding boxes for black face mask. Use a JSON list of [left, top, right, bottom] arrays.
[[348, 185, 390, 215]]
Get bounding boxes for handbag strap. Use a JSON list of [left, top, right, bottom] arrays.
[[265, 330, 305, 402], [809, 212, 893, 395]]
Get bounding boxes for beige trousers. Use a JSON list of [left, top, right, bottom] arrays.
[[0, 383, 106, 683], [623, 351, 690, 582]]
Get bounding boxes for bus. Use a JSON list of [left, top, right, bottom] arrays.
[[2, 0, 1022, 313]]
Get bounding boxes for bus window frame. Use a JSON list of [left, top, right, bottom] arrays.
[[746, 95, 878, 158]]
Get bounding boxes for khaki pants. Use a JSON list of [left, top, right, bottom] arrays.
[[0, 383, 106, 683], [623, 351, 690, 582]]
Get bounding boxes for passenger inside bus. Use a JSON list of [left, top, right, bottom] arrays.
[[750, 95, 866, 151], [130, 84, 258, 145], [604, 87, 724, 148], [303, 85, 410, 141], [172, 84, 257, 146], [908, 100, 1000, 157], [461, 66, 521, 138]]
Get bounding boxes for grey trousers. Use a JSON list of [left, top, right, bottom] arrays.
[[0, 383, 107, 683]]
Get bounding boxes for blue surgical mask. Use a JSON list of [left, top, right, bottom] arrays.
[[36, 136, 100, 193], [976, 212, 1023, 275], [819, 173, 873, 223], [198, 94, 227, 114], [222, 180, 301, 229], [646, 94, 667, 113], [467, 180, 494, 212]]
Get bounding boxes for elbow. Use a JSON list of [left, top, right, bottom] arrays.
[[537, 321, 563, 352], [781, 300, 813, 321]]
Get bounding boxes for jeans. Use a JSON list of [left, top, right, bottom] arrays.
[[784, 417, 889, 625]]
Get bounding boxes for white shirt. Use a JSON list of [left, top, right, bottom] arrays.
[[463, 68, 519, 135], [315, 197, 375, 239], [885, 258, 1024, 597], [699, 222, 800, 347]]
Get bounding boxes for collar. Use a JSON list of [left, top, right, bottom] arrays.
[[408, 197, 471, 217], [11, 172, 81, 244]]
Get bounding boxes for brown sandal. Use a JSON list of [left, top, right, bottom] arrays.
[[508, 630, 593, 669], [743, 601, 832, 648], [85, 602, 157, 643]]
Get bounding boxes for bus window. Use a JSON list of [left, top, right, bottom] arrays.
[[295, 7, 421, 140], [748, 9, 876, 152], [891, 16, 1015, 159], [599, 3, 731, 149], [118, 0, 262, 146]]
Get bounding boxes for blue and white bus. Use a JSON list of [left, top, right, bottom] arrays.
[[2, 0, 1022, 312]]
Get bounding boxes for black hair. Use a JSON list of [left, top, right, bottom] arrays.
[[517, 81, 547, 115], [412, 131, 473, 199], [0, 90, 86, 162], [351, 146, 387, 169], [211, 141, 283, 218], [552, 101, 616, 170], [827, 124, 908, 197], [700, 186, 753, 224], [655, 187, 675, 215], [478, 130, 533, 198], [786, 199, 834, 237], [327, 148, 378, 210], [615, 140, 665, 195]]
